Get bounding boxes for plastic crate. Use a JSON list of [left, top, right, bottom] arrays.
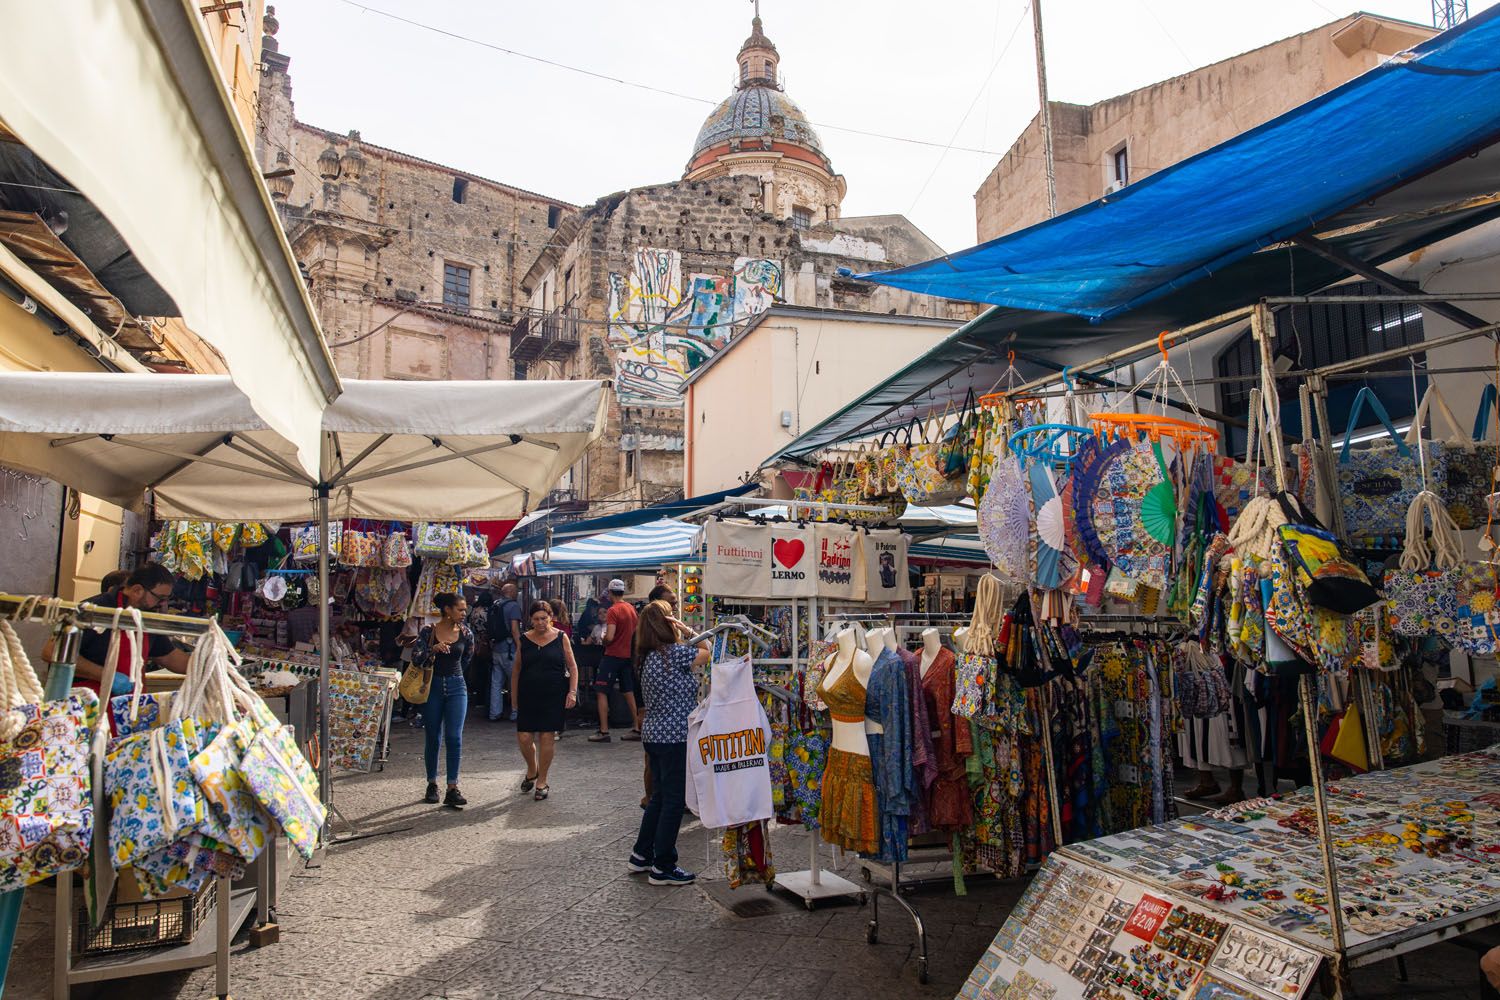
[[75, 879, 215, 956], [1443, 712, 1500, 755]]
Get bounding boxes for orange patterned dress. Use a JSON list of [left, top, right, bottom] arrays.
[[815, 665, 879, 854]]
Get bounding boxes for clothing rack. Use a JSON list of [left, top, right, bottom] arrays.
[[0, 594, 269, 1000]]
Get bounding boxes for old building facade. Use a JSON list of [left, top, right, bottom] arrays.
[[975, 13, 1435, 240], [255, 11, 575, 385], [523, 14, 977, 506]]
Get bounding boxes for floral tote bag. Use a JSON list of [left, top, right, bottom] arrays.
[[952, 651, 993, 719], [105, 718, 205, 869], [897, 418, 967, 506], [189, 717, 273, 864], [1451, 561, 1499, 654], [413, 522, 453, 558], [0, 690, 98, 891], [241, 722, 326, 860], [1383, 568, 1459, 639], [1448, 384, 1500, 530], [132, 833, 244, 895], [1338, 388, 1427, 542]]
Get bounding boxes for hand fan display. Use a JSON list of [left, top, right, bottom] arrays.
[[980, 453, 1031, 585], [1092, 438, 1174, 592], [1027, 460, 1065, 590]]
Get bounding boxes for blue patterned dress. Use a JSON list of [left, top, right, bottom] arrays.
[[864, 647, 913, 861]]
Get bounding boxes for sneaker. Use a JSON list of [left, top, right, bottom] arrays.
[[587, 731, 611, 743], [648, 866, 696, 887], [423, 782, 440, 804], [627, 853, 652, 874], [443, 787, 467, 809]]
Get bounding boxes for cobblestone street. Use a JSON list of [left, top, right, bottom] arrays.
[[17, 711, 1018, 1000], [7, 712, 1497, 999]]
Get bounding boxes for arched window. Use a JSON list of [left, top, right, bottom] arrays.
[[740, 60, 750, 83]]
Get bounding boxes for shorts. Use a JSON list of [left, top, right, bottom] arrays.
[[594, 654, 636, 695]]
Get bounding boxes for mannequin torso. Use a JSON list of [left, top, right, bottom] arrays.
[[820, 628, 874, 755], [863, 627, 890, 736], [919, 628, 942, 677]]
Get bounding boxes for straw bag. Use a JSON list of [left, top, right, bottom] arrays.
[[399, 632, 435, 705], [0, 619, 97, 892]]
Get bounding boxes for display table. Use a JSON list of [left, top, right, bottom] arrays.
[[962, 747, 1500, 999]]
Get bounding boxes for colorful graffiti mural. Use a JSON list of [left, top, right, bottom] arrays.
[[608, 249, 783, 407]]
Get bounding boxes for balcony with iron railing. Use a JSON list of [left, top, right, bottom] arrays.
[[509, 306, 581, 363]]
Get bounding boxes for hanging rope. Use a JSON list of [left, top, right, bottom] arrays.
[[1399, 491, 1463, 571], [962, 573, 1004, 656]]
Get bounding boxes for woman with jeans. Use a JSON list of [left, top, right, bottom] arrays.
[[629, 601, 708, 886], [414, 592, 473, 809]]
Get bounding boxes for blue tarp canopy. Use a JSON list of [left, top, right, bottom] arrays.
[[515, 518, 703, 576], [771, 9, 1500, 462], [853, 7, 1500, 320], [493, 482, 757, 557]]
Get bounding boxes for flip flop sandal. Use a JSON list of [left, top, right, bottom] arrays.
[[522, 772, 537, 793], [534, 785, 550, 801]]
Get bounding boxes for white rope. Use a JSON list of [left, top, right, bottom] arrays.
[[1399, 490, 1464, 571], [1, 620, 43, 706], [962, 573, 1004, 656]]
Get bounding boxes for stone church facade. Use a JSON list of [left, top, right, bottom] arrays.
[[254, 8, 973, 509]]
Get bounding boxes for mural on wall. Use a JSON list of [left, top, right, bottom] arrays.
[[608, 249, 783, 407]]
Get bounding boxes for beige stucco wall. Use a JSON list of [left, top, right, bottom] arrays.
[[686, 313, 957, 494], [976, 15, 1435, 241]]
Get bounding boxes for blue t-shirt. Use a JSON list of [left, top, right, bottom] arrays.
[[639, 643, 698, 744]]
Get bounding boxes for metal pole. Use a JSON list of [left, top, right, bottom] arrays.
[[807, 595, 821, 888], [0, 622, 80, 998], [1031, 0, 1058, 219], [317, 488, 332, 820], [1253, 303, 1348, 964], [1038, 682, 1066, 850]]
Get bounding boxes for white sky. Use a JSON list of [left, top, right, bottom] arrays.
[[275, 0, 1494, 255]]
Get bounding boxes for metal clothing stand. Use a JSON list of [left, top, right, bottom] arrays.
[[0, 594, 275, 1000]]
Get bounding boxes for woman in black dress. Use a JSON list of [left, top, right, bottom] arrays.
[[511, 600, 578, 800]]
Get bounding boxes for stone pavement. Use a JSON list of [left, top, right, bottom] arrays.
[[6, 710, 1497, 998]]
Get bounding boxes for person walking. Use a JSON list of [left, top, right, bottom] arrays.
[[467, 592, 494, 706], [512, 600, 579, 801], [589, 579, 641, 742], [413, 593, 473, 809], [549, 598, 572, 638], [488, 582, 523, 722], [629, 600, 708, 885]]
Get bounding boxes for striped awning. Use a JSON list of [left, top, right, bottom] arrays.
[[518, 518, 704, 576], [909, 533, 989, 565]]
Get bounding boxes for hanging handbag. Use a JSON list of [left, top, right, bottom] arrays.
[[1275, 494, 1381, 614], [382, 530, 413, 569], [1447, 383, 1500, 530], [414, 522, 453, 558], [1337, 388, 1425, 542], [896, 417, 966, 506], [938, 388, 977, 480], [240, 720, 326, 861], [1452, 561, 1500, 655], [1329, 700, 1370, 771], [0, 621, 97, 892]]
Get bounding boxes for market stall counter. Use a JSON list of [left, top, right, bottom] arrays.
[[962, 746, 1500, 999]]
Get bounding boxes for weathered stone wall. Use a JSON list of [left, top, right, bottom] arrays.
[[975, 15, 1435, 241]]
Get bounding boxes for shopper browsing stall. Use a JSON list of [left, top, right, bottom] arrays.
[[488, 582, 523, 722], [590, 578, 641, 742], [629, 600, 708, 886], [414, 593, 473, 809], [512, 600, 579, 800]]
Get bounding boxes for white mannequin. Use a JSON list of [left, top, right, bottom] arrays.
[[953, 625, 969, 649], [863, 626, 889, 659], [882, 628, 899, 652], [821, 627, 874, 755], [919, 627, 942, 678]]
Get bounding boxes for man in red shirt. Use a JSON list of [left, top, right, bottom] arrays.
[[589, 579, 641, 742]]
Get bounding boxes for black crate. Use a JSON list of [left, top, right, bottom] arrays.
[[75, 879, 215, 956]]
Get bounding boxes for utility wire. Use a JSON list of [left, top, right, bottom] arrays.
[[335, 0, 1014, 157], [906, 3, 1033, 215]]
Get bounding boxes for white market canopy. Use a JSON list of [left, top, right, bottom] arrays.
[[0, 0, 340, 470], [0, 373, 607, 521], [516, 518, 704, 576]]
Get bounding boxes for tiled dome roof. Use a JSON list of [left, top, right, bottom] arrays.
[[690, 86, 828, 165]]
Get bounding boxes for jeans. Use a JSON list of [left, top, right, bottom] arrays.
[[488, 640, 514, 720], [422, 674, 468, 785], [633, 741, 687, 872]]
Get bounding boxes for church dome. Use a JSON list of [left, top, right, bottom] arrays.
[[683, 12, 837, 179], [688, 87, 829, 169]]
